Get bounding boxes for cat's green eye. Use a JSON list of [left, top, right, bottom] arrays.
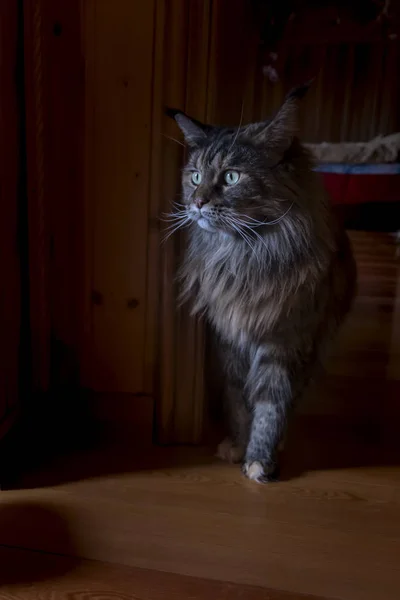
[[191, 171, 202, 186], [224, 170, 240, 185]]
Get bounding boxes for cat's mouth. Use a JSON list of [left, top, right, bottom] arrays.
[[189, 206, 219, 233], [197, 216, 218, 232]]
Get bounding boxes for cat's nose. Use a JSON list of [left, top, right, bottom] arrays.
[[194, 198, 209, 209]]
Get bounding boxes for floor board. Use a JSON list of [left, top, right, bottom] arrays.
[[0, 546, 326, 600]]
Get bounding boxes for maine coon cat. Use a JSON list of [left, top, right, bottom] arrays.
[[167, 84, 356, 483]]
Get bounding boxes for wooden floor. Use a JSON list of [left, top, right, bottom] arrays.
[[1, 231, 400, 600]]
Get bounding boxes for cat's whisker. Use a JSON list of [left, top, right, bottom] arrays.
[[229, 217, 271, 254], [262, 202, 294, 225], [226, 216, 265, 253], [162, 133, 185, 147], [222, 215, 260, 263], [235, 202, 294, 227], [160, 213, 188, 222], [161, 210, 188, 217], [162, 208, 188, 216], [228, 99, 245, 153], [160, 218, 187, 224], [237, 231, 261, 265], [228, 224, 256, 256], [161, 214, 190, 227], [169, 211, 188, 218], [246, 200, 294, 210], [161, 218, 192, 244], [232, 213, 267, 226]]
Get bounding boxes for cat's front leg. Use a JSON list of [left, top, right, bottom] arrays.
[[243, 360, 292, 483]]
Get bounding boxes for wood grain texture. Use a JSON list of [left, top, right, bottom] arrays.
[[256, 37, 400, 143], [155, 0, 189, 443], [0, 0, 21, 430], [2, 233, 400, 600], [154, 0, 212, 444], [20, 0, 400, 449], [23, 0, 51, 393], [0, 546, 322, 600], [207, 0, 258, 126], [143, 0, 165, 399], [83, 0, 155, 394], [44, 0, 85, 388], [23, 0, 86, 394], [172, 0, 211, 443]]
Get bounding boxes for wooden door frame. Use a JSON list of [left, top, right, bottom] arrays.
[[0, 0, 25, 441], [24, 0, 51, 394], [24, 0, 85, 395]]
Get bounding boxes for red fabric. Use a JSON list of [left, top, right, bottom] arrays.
[[321, 173, 400, 205]]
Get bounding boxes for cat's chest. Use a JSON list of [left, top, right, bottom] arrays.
[[196, 263, 279, 343], [197, 256, 242, 307]]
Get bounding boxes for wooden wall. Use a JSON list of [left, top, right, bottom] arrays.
[[0, 0, 22, 440], [22, 1, 400, 445], [82, 0, 155, 395], [251, 23, 400, 143], [24, 0, 84, 394], [23, 0, 157, 438]]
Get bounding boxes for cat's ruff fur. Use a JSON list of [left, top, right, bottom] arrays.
[[167, 84, 356, 483]]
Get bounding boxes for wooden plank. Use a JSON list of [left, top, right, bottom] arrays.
[[143, 0, 165, 397], [24, 0, 51, 392], [84, 0, 155, 394], [156, 0, 189, 443], [23, 0, 86, 393], [80, 0, 96, 389], [255, 39, 399, 143], [0, 546, 322, 600], [0, 0, 21, 424], [172, 0, 212, 443], [207, 0, 256, 126], [41, 0, 85, 386]]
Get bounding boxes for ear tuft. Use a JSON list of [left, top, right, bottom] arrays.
[[165, 106, 182, 120], [285, 79, 314, 102], [242, 79, 313, 159], [165, 107, 208, 147]]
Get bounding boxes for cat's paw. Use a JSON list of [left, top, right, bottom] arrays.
[[242, 460, 279, 484], [216, 438, 244, 463]]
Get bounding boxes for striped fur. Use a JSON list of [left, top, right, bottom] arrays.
[[168, 87, 356, 482]]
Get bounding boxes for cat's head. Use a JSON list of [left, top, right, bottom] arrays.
[[167, 82, 312, 235]]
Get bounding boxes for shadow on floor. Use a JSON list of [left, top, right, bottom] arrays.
[[3, 380, 400, 491], [0, 502, 78, 585]]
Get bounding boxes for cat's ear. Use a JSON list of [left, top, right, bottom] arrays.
[[243, 80, 312, 158], [165, 108, 208, 147]]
